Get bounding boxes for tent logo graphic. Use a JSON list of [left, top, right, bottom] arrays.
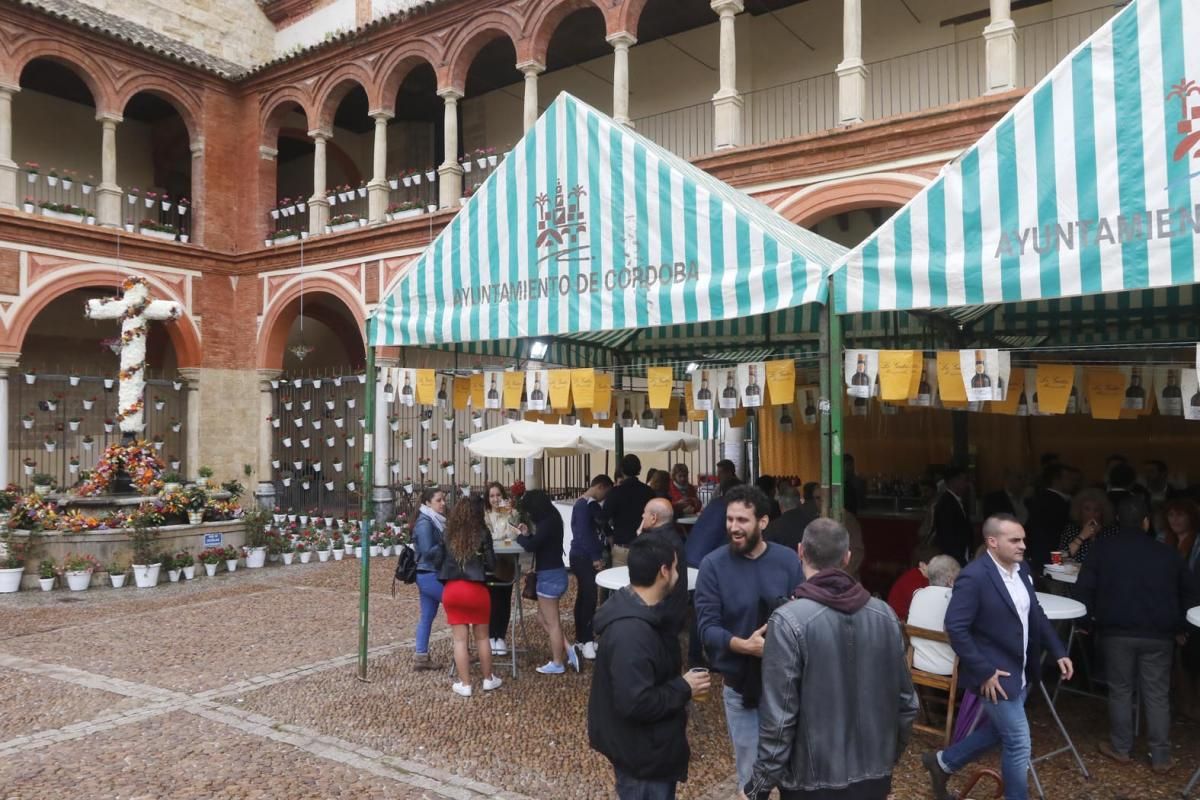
[[1168, 78, 1200, 169], [535, 180, 589, 264]]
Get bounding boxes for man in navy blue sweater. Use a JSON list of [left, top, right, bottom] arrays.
[[569, 474, 613, 661], [695, 484, 802, 789]]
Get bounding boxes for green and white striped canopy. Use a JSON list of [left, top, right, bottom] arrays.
[[835, 0, 1200, 314], [369, 93, 846, 347]]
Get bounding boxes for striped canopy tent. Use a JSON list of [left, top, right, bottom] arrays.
[[368, 93, 846, 365], [834, 0, 1200, 323]]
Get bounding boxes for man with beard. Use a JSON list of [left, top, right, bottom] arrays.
[[695, 485, 803, 789]]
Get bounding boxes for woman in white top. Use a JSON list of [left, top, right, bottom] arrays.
[[485, 482, 515, 655]]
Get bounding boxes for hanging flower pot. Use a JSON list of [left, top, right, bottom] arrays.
[[44, 439, 57, 453], [293, 378, 303, 389], [171, 422, 182, 433], [425, 170, 436, 182], [104, 378, 115, 389], [103, 421, 114, 433], [161, 200, 171, 212], [346, 481, 356, 492], [403, 175, 413, 187], [429, 438, 439, 451], [82, 398, 95, 411], [346, 436, 356, 448], [24, 372, 36, 385], [68, 419, 81, 431], [293, 460, 304, 470], [411, 173, 422, 185], [270, 380, 280, 390], [461, 160, 473, 173], [403, 436, 413, 449], [46, 174, 58, 187], [443, 464, 455, 477], [21, 416, 33, 430], [272, 459, 281, 469], [312, 419, 322, 430], [325, 400, 335, 411], [145, 197, 154, 209], [45, 399, 57, 412], [312, 378, 323, 389], [325, 435, 336, 447], [283, 401, 293, 411], [82, 438, 95, 452], [333, 376, 343, 387], [170, 459, 181, 470], [334, 417, 344, 429], [312, 461, 322, 472], [282, 437, 292, 447], [418, 463, 429, 475], [301, 480, 311, 491], [403, 481, 413, 494], [358, 374, 367, 384], [282, 477, 292, 487], [173, 380, 183, 391], [294, 418, 304, 428], [68, 374, 80, 386], [301, 400, 311, 411], [22, 461, 34, 476], [271, 417, 281, 429], [472, 462, 483, 475], [333, 460, 343, 472], [324, 480, 335, 491], [300, 438, 311, 448], [443, 417, 454, 430], [346, 398, 356, 409], [488, 154, 498, 167], [420, 418, 431, 430], [390, 462, 400, 475]]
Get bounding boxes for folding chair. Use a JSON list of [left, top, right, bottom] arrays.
[[906, 623, 960, 747]]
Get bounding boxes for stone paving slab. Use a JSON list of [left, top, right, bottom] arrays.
[[0, 711, 434, 800], [0, 668, 146, 741]]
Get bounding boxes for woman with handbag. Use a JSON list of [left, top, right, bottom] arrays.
[[439, 495, 502, 696], [517, 490, 579, 674], [485, 482, 516, 656], [412, 487, 447, 672]]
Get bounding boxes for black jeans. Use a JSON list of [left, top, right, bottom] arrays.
[[1102, 635, 1172, 764], [488, 582, 512, 640], [570, 553, 599, 643]]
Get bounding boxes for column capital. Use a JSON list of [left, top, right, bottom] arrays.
[[0, 352, 20, 372], [368, 109, 394, 122], [95, 111, 123, 125], [606, 31, 637, 49], [516, 60, 545, 76], [190, 137, 205, 157], [983, 18, 1017, 37], [177, 367, 202, 383], [710, 0, 744, 17], [307, 128, 332, 141], [437, 87, 464, 102], [258, 145, 278, 161], [0, 81, 19, 95], [256, 368, 282, 391]]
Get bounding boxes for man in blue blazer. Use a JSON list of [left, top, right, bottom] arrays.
[[922, 514, 1072, 800]]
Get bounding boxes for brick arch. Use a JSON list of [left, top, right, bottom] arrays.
[[313, 67, 375, 131], [376, 48, 441, 115], [520, 0, 615, 64], [441, 13, 524, 92], [614, 0, 654, 39], [12, 40, 116, 114], [257, 274, 365, 370], [260, 88, 315, 146], [4, 268, 202, 368], [775, 172, 927, 228], [278, 128, 362, 186], [112, 77, 203, 146]]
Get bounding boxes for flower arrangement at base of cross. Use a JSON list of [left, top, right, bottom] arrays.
[[7, 494, 60, 531], [79, 441, 165, 496]]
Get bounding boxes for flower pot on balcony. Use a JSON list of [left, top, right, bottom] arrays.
[[178, 204, 188, 215], [139, 228, 176, 241], [357, 187, 367, 198], [476, 158, 487, 169], [330, 221, 359, 233], [86, 216, 96, 226], [180, 235, 189, 244], [270, 209, 281, 220], [411, 173, 421, 185], [22, 202, 33, 213], [461, 161, 472, 173], [488, 155, 498, 167], [46, 175, 58, 187], [26, 173, 36, 184], [127, 194, 137, 205], [425, 170, 436, 182], [161, 200, 171, 212], [392, 208, 422, 221], [82, 184, 93, 195]]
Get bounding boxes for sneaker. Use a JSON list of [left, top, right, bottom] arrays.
[[566, 644, 580, 673], [482, 674, 503, 691], [413, 653, 439, 672], [451, 681, 472, 697], [579, 641, 597, 660], [1097, 742, 1130, 764], [493, 638, 508, 656], [920, 752, 951, 800], [488, 638, 498, 654], [536, 661, 566, 675]]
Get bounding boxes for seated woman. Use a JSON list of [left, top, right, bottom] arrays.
[[1059, 488, 1117, 564]]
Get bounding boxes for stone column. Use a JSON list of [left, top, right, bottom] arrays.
[[437, 89, 463, 208], [176, 368, 203, 483], [836, 0, 868, 125], [371, 363, 394, 524], [368, 111, 392, 225], [607, 32, 636, 127], [308, 129, 330, 234], [189, 137, 204, 245], [517, 61, 544, 132], [0, 83, 17, 210], [984, 0, 1018, 94], [0, 353, 18, 488], [711, 0, 744, 149], [95, 112, 123, 227], [254, 369, 280, 510]]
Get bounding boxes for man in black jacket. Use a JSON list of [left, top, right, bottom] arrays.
[[1074, 497, 1194, 773], [1024, 463, 1077, 569], [933, 467, 974, 565], [588, 535, 711, 799], [605, 454, 656, 567]]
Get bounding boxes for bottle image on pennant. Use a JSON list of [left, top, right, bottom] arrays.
[[851, 354, 870, 387], [530, 374, 545, 403], [779, 405, 793, 431], [402, 373, 413, 396], [803, 390, 817, 424], [437, 378, 447, 403], [697, 371, 712, 402], [970, 350, 992, 389], [917, 371, 932, 402], [1162, 370, 1183, 416], [723, 372, 738, 401], [487, 375, 499, 401], [744, 365, 761, 399], [621, 398, 635, 427], [1123, 367, 1146, 410], [641, 403, 656, 427]]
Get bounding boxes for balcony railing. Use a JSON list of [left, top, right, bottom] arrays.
[[632, 5, 1117, 159]]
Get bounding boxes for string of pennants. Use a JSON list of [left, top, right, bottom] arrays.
[[843, 344, 1200, 421]]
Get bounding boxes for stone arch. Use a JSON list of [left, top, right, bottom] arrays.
[[11, 40, 115, 113], [278, 127, 362, 185], [520, 0, 615, 64], [257, 273, 366, 370], [614, 0, 654, 39], [442, 14, 524, 92], [313, 67, 375, 131], [376, 48, 441, 114], [112, 76, 203, 146], [260, 88, 316, 146], [775, 172, 927, 228], [4, 268, 203, 368]]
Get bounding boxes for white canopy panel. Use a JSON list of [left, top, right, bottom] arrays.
[[464, 420, 702, 460]]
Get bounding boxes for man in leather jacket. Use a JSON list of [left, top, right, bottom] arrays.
[[743, 518, 917, 800]]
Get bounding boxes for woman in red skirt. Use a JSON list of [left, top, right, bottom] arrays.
[[438, 495, 501, 697]]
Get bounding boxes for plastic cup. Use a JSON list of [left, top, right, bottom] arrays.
[[688, 667, 710, 702], [1050, 551, 1063, 565]]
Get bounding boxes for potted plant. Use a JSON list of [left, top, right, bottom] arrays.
[[68, 416, 82, 432], [280, 537, 295, 565], [471, 458, 483, 475], [103, 418, 114, 433], [22, 197, 34, 213], [169, 456, 181, 471], [162, 551, 180, 582], [38, 559, 56, 591], [242, 507, 270, 568], [418, 457, 430, 475], [429, 433, 439, 451], [401, 431, 412, 449], [316, 536, 331, 562], [185, 486, 206, 525], [24, 369, 35, 385], [43, 436, 56, 453], [442, 460, 455, 477], [389, 459, 400, 477], [296, 540, 311, 564], [82, 435, 95, 452], [21, 458, 35, 477], [443, 412, 455, 430], [0, 533, 30, 592], [151, 434, 165, 451], [20, 412, 33, 430], [170, 419, 182, 433], [107, 559, 127, 588], [223, 545, 239, 573], [68, 456, 80, 476], [199, 547, 223, 577], [176, 550, 195, 580], [402, 476, 414, 494], [31, 473, 54, 497], [161, 471, 183, 493], [62, 553, 98, 591], [178, 197, 189, 215], [130, 517, 161, 588], [196, 465, 213, 488]]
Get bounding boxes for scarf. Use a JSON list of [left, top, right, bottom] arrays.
[[791, 568, 870, 614], [419, 505, 446, 532]]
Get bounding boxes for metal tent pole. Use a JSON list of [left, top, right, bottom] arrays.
[[357, 336, 377, 680], [819, 299, 832, 517], [822, 276, 844, 523]]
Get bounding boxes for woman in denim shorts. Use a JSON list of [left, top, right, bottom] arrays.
[[516, 490, 578, 674]]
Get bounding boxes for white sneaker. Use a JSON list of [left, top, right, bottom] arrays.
[[578, 641, 597, 660], [488, 638, 498, 654], [482, 674, 503, 691], [451, 681, 472, 697], [493, 638, 508, 656]]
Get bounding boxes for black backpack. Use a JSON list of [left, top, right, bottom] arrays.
[[391, 542, 418, 595]]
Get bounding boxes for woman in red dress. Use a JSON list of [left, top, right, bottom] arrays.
[[438, 495, 501, 697]]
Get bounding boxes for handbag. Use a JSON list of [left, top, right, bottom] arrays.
[[521, 570, 538, 601]]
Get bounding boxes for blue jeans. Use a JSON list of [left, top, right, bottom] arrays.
[[415, 571, 443, 655], [722, 685, 759, 789], [614, 768, 676, 800], [940, 688, 1031, 800]]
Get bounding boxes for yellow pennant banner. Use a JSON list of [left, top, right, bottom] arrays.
[[1086, 368, 1127, 420], [593, 372, 613, 415], [571, 369, 596, 409], [647, 367, 674, 409], [765, 360, 796, 406], [991, 367, 1025, 415], [503, 372, 524, 409], [907, 357, 925, 398], [415, 369, 436, 405], [879, 350, 918, 401], [1035, 365, 1075, 414], [470, 373, 485, 409], [937, 352, 967, 402], [453, 377, 471, 411], [548, 370, 572, 409]]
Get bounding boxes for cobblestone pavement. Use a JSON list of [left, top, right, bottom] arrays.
[[0, 557, 1194, 798]]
